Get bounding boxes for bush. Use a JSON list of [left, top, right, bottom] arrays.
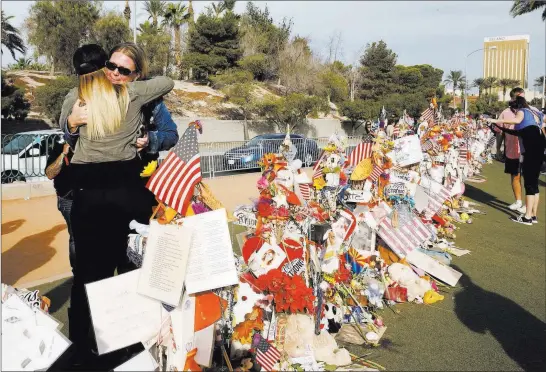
[[238, 53, 268, 80], [209, 69, 254, 89], [34, 75, 78, 124], [256, 93, 328, 131], [1, 75, 31, 120]]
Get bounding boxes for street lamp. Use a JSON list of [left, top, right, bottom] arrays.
[[464, 46, 497, 115]]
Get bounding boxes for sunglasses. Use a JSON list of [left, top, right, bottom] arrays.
[[105, 61, 136, 76]]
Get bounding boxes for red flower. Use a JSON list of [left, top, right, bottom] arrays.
[[257, 202, 273, 217]]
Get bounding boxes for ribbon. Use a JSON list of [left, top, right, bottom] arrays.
[[183, 348, 202, 371]]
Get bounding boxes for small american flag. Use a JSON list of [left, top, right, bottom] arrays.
[[421, 139, 434, 152], [368, 164, 383, 182], [347, 135, 374, 166], [146, 124, 202, 215], [392, 125, 400, 139], [458, 146, 469, 166], [313, 151, 325, 179], [420, 107, 435, 122], [422, 182, 451, 219], [377, 211, 432, 258], [298, 183, 313, 201], [253, 333, 281, 371]]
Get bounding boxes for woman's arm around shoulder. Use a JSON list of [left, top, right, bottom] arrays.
[[128, 76, 175, 106]]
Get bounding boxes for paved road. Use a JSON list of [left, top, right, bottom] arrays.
[[30, 161, 546, 371]]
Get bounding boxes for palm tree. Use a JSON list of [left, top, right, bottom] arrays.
[[12, 57, 32, 70], [444, 70, 465, 108], [482, 77, 498, 104], [162, 2, 190, 76], [498, 78, 521, 100], [473, 78, 485, 97], [458, 81, 467, 105], [1, 10, 27, 59], [510, 0, 546, 21], [534, 75, 545, 94], [144, 0, 166, 28]]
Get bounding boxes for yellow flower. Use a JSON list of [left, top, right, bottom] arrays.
[[140, 160, 158, 178], [314, 177, 326, 190]]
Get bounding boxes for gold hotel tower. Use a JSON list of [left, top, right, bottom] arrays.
[[483, 35, 530, 90]]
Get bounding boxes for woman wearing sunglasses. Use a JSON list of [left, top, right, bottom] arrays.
[[63, 43, 179, 275], [58, 44, 174, 367]]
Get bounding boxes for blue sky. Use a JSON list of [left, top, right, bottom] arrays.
[[2, 1, 545, 92]]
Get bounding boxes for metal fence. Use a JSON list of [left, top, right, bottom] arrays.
[[1, 133, 363, 183]]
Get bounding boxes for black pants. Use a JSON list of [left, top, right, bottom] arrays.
[[57, 195, 75, 270], [520, 126, 546, 195], [69, 185, 147, 351]]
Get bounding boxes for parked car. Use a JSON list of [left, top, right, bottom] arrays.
[[223, 134, 320, 169], [1, 129, 63, 183]]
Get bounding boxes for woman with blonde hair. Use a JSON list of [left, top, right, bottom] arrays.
[[58, 44, 174, 367]]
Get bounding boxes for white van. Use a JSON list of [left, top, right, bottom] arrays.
[[1, 129, 63, 183]]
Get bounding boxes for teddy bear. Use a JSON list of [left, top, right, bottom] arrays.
[[387, 263, 431, 302]]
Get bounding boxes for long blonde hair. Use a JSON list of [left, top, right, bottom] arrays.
[[78, 68, 130, 140]]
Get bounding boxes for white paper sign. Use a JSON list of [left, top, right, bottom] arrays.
[[86, 270, 162, 355], [393, 135, 424, 167], [114, 350, 158, 371], [233, 206, 258, 228], [406, 250, 462, 286], [137, 221, 193, 306], [182, 209, 239, 294]]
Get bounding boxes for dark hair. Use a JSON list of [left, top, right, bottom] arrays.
[[509, 87, 525, 99], [73, 44, 108, 75], [508, 96, 530, 111]]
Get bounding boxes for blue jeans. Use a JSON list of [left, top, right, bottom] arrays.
[[57, 195, 75, 270]]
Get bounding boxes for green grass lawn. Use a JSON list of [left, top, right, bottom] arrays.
[[32, 161, 546, 371]]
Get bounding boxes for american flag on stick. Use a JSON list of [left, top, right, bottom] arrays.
[[253, 333, 281, 371], [146, 124, 202, 215], [312, 151, 325, 179], [347, 135, 374, 166], [421, 139, 434, 152], [420, 107, 435, 122]]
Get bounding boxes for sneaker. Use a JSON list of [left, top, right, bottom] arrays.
[[532, 216, 538, 224], [517, 205, 527, 214], [508, 201, 523, 210], [510, 215, 533, 226]]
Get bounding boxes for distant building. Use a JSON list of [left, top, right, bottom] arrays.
[[483, 35, 530, 89]]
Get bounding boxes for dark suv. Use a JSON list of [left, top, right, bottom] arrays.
[[224, 134, 320, 169]]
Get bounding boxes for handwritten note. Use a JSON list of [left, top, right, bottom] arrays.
[[393, 135, 423, 167], [137, 221, 193, 306], [86, 270, 162, 355], [182, 209, 239, 294]]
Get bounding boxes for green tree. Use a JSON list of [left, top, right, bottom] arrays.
[[256, 93, 328, 132], [237, 53, 268, 80], [185, 11, 242, 78], [469, 95, 506, 116], [1, 10, 27, 59], [318, 69, 348, 103], [137, 21, 171, 76], [498, 78, 521, 100], [443, 70, 465, 107], [482, 77, 498, 104], [144, 0, 166, 28], [510, 0, 546, 21], [473, 78, 485, 97], [210, 69, 253, 89], [92, 11, 132, 53], [359, 41, 398, 100], [1, 75, 30, 120], [339, 100, 379, 134], [33, 75, 78, 124], [222, 82, 257, 139], [162, 2, 191, 76], [25, 0, 101, 74]]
